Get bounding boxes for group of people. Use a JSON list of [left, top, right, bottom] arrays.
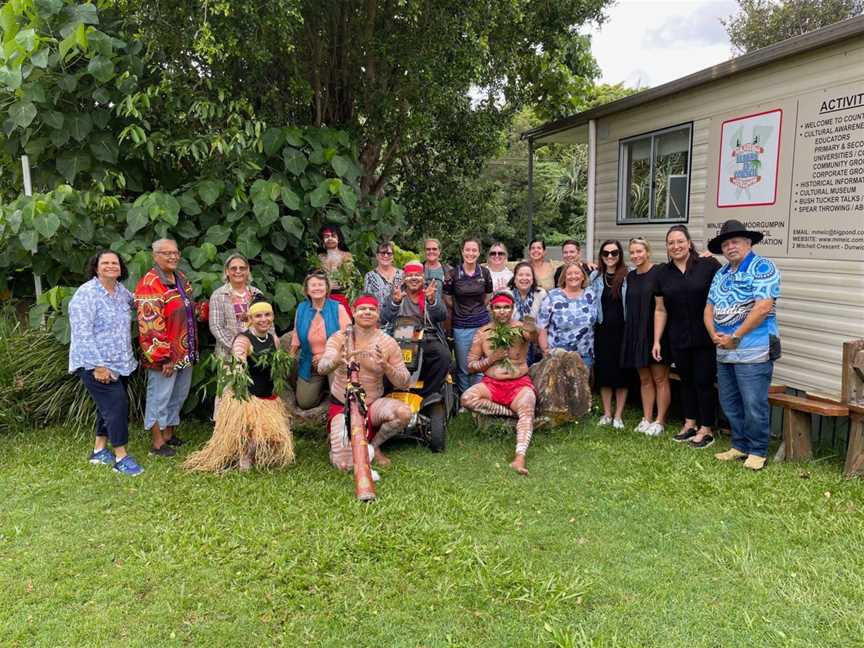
[[68, 218, 782, 478]]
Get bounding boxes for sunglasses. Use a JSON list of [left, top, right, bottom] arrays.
[[489, 251, 505, 256], [377, 250, 393, 256], [424, 247, 438, 252], [600, 250, 620, 258]]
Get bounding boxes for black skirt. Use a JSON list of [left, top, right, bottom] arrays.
[[594, 283, 631, 388]]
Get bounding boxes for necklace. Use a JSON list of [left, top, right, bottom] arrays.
[[603, 273, 614, 288], [251, 330, 269, 343]]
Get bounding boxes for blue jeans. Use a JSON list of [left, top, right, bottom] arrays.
[[144, 366, 193, 430], [452, 327, 481, 394], [78, 369, 130, 448], [717, 360, 773, 457]]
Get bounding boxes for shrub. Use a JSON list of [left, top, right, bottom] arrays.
[[0, 307, 146, 434]]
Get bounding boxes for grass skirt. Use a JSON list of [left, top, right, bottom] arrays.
[[184, 392, 295, 473]]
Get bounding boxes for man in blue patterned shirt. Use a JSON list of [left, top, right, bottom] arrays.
[[705, 220, 781, 471]]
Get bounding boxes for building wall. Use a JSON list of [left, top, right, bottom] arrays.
[[590, 38, 864, 395]]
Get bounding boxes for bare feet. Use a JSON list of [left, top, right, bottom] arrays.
[[510, 455, 529, 475], [373, 446, 391, 466]]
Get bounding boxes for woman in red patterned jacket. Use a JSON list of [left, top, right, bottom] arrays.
[[135, 239, 208, 457]]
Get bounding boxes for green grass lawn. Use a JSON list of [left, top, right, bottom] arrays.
[[2, 411, 864, 647]]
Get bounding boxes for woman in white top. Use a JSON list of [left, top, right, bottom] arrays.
[[484, 241, 513, 291]]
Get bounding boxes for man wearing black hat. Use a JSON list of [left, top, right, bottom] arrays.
[[704, 220, 781, 471]]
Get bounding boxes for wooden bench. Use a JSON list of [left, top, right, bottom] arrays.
[[845, 403, 864, 478], [769, 393, 849, 462]]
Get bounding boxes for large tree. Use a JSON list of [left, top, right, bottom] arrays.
[[723, 0, 864, 53], [111, 0, 610, 201]]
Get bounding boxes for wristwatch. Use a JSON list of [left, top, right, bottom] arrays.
[[731, 334, 741, 346]]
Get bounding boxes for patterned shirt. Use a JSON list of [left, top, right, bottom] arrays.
[[707, 251, 781, 364], [68, 278, 138, 376], [537, 287, 599, 357], [363, 268, 404, 306]]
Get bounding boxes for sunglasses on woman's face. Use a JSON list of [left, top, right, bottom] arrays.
[[601, 250, 620, 258], [378, 250, 393, 256], [489, 251, 505, 257]]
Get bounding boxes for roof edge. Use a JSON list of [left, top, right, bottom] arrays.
[[523, 14, 864, 141]]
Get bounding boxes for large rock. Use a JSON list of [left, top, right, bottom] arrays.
[[281, 384, 329, 430], [529, 348, 591, 428]]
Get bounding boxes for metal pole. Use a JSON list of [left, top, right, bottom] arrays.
[[585, 120, 597, 260], [21, 155, 42, 298], [527, 138, 534, 247]]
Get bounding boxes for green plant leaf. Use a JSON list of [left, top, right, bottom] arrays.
[[280, 215, 304, 240], [309, 180, 331, 208], [284, 127, 304, 147], [30, 48, 49, 68], [261, 251, 286, 273], [201, 242, 218, 261], [56, 151, 92, 183], [198, 179, 223, 206], [187, 246, 209, 269], [274, 281, 298, 313], [280, 186, 300, 210], [330, 154, 352, 178], [43, 111, 64, 129], [89, 133, 119, 163], [70, 214, 94, 242], [237, 229, 263, 259], [87, 54, 115, 83], [22, 81, 46, 103], [51, 315, 71, 345], [35, 0, 64, 16], [0, 65, 23, 90], [9, 101, 37, 129], [14, 28, 37, 52], [125, 206, 148, 235], [283, 148, 308, 176], [19, 230, 39, 254], [177, 191, 201, 215], [270, 231, 288, 251], [253, 199, 279, 228], [33, 212, 61, 238], [262, 127, 285, 156], [205, 224, 232, 246], [339, 184, 357, 211], [67, 113, 93, 142], [174, 220, 199, 239]]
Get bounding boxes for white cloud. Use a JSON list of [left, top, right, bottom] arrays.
[[589, 0, 738, 88]]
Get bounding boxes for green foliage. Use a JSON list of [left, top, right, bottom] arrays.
[[723, 0, 864, 53], [0, 306, 146, 433], [0, 1, 406, 336]]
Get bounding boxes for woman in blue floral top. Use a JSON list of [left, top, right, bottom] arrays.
[[68, 251, 142, 476], [537, 262, 599, 369]]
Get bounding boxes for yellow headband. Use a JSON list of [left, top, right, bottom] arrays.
[[248, 302, 273, 316]]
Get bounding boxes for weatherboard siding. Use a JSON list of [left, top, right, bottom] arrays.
[[589, 38, 864, 395]]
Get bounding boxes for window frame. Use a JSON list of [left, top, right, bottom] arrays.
[[616, 122, 693, 225]]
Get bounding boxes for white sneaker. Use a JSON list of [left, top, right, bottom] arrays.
[[635, 419, 651, 434], [612, 418, 625, 430], [646, 422, 665, 437], [598, 415, 613, 426]]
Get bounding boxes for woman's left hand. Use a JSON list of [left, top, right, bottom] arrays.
[[93, 366, 112, 383]]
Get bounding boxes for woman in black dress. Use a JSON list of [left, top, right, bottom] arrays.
[[653, 225, 722, 448], [591, 240, 630, 430], [620, 237, 671, 437]]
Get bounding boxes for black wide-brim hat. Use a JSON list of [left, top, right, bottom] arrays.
[[707, 219, 764, 254]]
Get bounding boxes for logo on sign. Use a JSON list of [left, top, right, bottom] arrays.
[[729, 139, 764, 189]]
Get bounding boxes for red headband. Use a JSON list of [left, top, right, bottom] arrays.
[[403, 262, 424, 274], [490, 293, 514, 306], [322, 228, 337, 237], [352, 295, 380, 310]]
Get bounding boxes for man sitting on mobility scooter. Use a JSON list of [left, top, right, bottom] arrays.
[[380, 261, 453, 451]]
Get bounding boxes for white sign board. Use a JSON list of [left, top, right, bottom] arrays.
[[716, 109, 783, 208]]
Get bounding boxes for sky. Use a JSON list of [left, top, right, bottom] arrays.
[[589, 0, 739, 89]]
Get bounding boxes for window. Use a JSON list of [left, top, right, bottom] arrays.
[[618, 124, 692, 223]]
